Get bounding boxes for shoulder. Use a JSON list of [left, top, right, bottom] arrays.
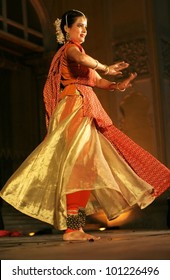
[[65, 41, 84, 53]]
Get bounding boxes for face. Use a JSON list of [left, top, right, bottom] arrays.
[[65, 16, 87, 44]]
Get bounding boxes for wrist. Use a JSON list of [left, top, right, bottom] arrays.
[[109, 82, 116, 91], [93, 60, 99, 70], [116, 82, 126, 92], [103, 65, 109, 75]]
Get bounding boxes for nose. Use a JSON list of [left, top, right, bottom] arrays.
[[82, 26, 87, 33]]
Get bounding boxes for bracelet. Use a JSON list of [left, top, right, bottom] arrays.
[[104, 65, 109, 75], [93, 60, 99, 70], [109, 82, 116, 91], [116, 82, 126, 92]]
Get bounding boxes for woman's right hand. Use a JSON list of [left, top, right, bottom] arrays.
[[116, 72, 137, 91], [108, 72, 137, 92]]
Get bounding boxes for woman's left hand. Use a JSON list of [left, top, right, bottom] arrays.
[[107, 61, 129, 75]]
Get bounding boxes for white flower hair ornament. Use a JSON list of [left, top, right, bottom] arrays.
[[54, 18, 65, 44]]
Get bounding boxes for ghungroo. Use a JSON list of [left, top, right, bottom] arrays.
[[79, 209, 86, 228], [66, 208, 86, 230], [66, 213, 80, 230]]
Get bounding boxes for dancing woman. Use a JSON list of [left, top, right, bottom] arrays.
[[1, 10, 170, 241]]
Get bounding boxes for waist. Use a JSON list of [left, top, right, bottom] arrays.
[[59, 84, 81, 100]]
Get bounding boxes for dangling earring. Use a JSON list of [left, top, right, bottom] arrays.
[[66, 32, 70, 41]]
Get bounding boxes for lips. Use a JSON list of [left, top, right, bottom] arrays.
[[80, 34, 86, 38]]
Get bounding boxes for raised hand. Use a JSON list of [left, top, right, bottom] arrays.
[[109, 72, 137, 92], [117, 72, 137, 91], [107, 61, 129, 75]]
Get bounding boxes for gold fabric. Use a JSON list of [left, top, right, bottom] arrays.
[[0, 93, 155, 230]]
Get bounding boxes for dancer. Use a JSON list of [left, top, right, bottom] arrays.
[[1, 10, 170, 241]]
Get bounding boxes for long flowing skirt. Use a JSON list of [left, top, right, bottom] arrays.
[[0, 94, 155, 230]]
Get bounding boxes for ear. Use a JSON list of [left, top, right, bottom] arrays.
[[64, 25, 69, 33]]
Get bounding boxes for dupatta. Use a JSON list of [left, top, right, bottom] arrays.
[[43, 41, 170, 197]]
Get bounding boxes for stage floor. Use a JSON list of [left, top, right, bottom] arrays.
[[0, 229, 170, 260]]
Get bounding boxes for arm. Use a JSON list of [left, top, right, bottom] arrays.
[[67, 45, 108, 72], [95, 71, 137, 92], [66, 45, 128, 75], [95, 71, 116, 89], [67, 45, 137, 90]]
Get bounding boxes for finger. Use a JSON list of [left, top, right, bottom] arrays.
[[129, 72, 137, 81], [131, 72, 137, 78], [121, 62, 129, 68], [117, 61, 128, 66], [122, 72, 137, 85], [110, 69, 122, 75], [115, 71, 122, 75], [116, 62, 129, 70]]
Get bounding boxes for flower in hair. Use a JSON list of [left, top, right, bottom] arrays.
[[54, 18, 65, 44]]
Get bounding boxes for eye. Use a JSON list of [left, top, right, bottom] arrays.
[[77, 23, 87, 29]]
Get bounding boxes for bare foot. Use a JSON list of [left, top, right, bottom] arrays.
[[63, 230, 100, 241]]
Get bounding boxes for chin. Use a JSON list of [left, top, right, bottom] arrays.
[[80, 38, 85, 44]]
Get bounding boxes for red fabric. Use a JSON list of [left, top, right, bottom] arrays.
[[43, 40, 170, 198], [0, 230, 22, 237], [65, 191, 90, 233], [43, 45, 64, 127], [43, 40, 96, 127], [66, 191, 91, 210], [0, 230, 10, 237], [101, 125, 170, 197]]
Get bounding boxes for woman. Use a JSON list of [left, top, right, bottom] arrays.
[[1, 10, 170, 241]]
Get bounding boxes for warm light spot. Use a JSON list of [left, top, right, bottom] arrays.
[[107, 211, 133, 227], [89, 208, 138, 229], [99, 227, 106, 231], [28, 232, 35, 236]]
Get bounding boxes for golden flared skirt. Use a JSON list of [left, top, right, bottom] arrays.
[[0, 94, 155, 230]]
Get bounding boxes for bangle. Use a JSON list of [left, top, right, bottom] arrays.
[[116, 82, 126, 92], [93, 60, 99, 70], [104, 65, 109, 74], [109, 82, 116, 91]]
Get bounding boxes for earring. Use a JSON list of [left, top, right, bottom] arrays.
[[66, 32, 70, 41]]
